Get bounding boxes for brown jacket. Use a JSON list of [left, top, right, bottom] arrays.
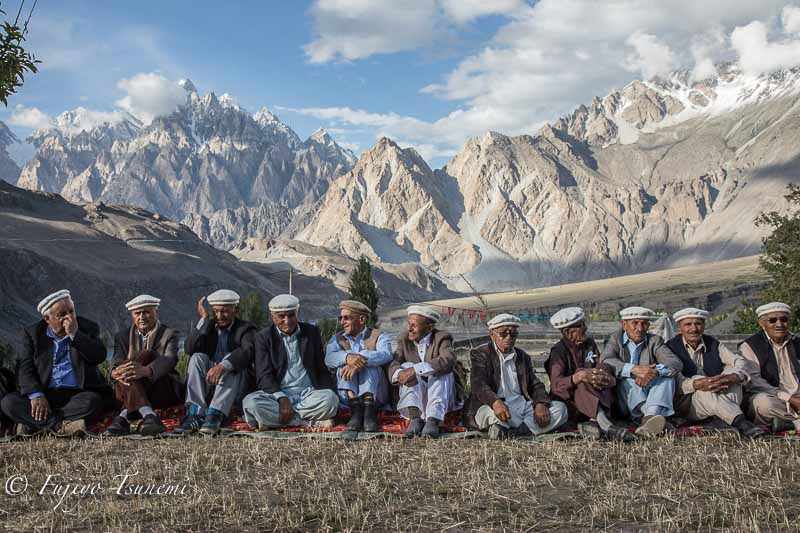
[[111, 323, 180, 383], [466, 343, 549, 424], [388, 329, 456, 379]]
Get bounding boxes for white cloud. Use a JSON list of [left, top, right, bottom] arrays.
[[8, 105, 53, 130], [115, 73, 185, 124], [439, 0, 524, 24], [52, 107, 132, 134], [624, 31, 675, 79], [731, 19, 800, 76], [304, 0, 439, 63], [782, 5, 800, 33]]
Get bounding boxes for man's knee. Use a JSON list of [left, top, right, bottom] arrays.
[[188, 352, 211, 372], [1, 392, 25, 415], [751, 393, 782, 414]]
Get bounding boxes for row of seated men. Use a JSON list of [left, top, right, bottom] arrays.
[[0, 288, 796, 440]]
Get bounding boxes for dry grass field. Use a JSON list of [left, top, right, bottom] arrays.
[[1, 434, 799, 531]]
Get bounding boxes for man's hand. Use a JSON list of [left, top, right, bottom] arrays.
[[206, 364, 227, 385], [62, 314, 78, 337], [631, 365, 658, 387], [789, 395, 800, 414], [30, 396, 49, 422], [589, 368, 613, 389], [492, 399, 511, 422], [713, 374, 741, 391], [571, 369, 592, 385], [112, 361, 152, 384], [534, 402, 551, 427], [694, 374, 740, 393], [197, 297, 209, 321], [345, 354, 367, 370], [278, 397, 295, 425], [397, 367, 418, 387]]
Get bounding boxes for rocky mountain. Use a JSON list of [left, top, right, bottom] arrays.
[[0, 121, 22, 184], [16, 81, 356, 245], [295, 64, 800, 292], [0, 179, 355, 351]]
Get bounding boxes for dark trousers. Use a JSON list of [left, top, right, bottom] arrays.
[[563, 382, 614, 422], [114, 350, 184, 414], [1, 389, 105, 430]]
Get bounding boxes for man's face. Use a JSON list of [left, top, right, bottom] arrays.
[[622, 319, 649, 344], [339, 309, 366, 337], [45, 298, 76, 337], [562, 321, 587, 345], [407, 314, 434, 342], [272, 310, 298, 335], [132, 307, 158, 333], [760, 312, 790, 343], [212, 304, 238, 329], [490, 326, 518, 353], [678, 318, 705, 346]]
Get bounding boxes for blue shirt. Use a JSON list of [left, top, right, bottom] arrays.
[[620, 332, 671, 380], [324, 329, 393, 369], [275, 328, 313, 399], [215, 327, 230, 363], [29, 327, 79, 399]]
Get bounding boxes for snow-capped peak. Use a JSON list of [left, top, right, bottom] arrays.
[[178, 78, 198, 93]]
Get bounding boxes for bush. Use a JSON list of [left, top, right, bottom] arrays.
[[732, 303, 760, 335], [317, 318, 341, 347], [240, 291, 267, 330]]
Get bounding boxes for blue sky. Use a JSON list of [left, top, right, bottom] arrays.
[[3, 1, 800, 167]]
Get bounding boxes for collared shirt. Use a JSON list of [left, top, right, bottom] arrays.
[[740, 333, 799, 405], [47, 327, 78, 390], [494, 343, 521, 400], [620, 332, 671, 379], [324, 328, 393, 369], [275, 328, 312, 398], [412, 332, 435, 377]]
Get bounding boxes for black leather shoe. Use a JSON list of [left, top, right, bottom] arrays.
[[346, 398, 364, 431], [104, 416, 130, 436], [362, 400, 379, 432], [139, 414, 166, 436]]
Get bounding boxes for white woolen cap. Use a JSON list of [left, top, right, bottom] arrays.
[[550, 307, 585, 329], [37, 289, 71, 316], [672, 307, 710, 323], [407, 305, 440, 323], [620, 306, 656, 320], [126, 294, 161, 311], [208, 289, 241, 306], [756, 302, 792, 318], [487, 313, 521, 329], [269, 294, 300, 312]]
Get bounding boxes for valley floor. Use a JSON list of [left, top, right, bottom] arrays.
[[0, 435, 798, 531]]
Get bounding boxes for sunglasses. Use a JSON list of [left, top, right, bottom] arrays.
[[768, 316, 789, 324], [495, 329, 518, 338]]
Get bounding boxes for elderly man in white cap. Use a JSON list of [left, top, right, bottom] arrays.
[[600, 306, 682, 436], [739, 302, 800, 432], [1, 290, 109, 435], [105, 295, 183, 437], [468, 313, 568, 439], [388, 305, 463, 438], [242, 294, 339, 429], [175, 289, 258, 435], [325, 299, 392, 432], [666, 308, 763, 438], [546, 307, 632, 441]]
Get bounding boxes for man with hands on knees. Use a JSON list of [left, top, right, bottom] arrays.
[[1, 290, 109, 435], [468, 313, 568, 439], [600, 307, 682, 437]]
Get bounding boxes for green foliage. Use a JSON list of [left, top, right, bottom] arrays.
[[756, 183, 800, 331], [0, 3, 39, 106], [317, 318, 341, 347], [175, 350, 189, 379], [732, 302, 760, 335], [239, 291, 267, 329], [0, 338, 14, 369], [348, 256, 379, 327]]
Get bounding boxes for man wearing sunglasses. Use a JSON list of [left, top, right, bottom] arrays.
[[469, 313, 568, 439], [739, 302, 800, 432], [546, 307, 631, 441], [325, 299, 392, 432], [600, 307, 683, 437], [668, 308, 764, 439]]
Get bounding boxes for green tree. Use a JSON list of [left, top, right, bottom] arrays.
[[755, 183, 800, 330], [348, 255, 379, 327], [732, 302, 760, 335], [239, 291, 267, 329], [317, 318, 340, 347], [0, 2, 39, 106]]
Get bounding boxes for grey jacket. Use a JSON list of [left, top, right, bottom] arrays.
[[600, 330, 683, 377]]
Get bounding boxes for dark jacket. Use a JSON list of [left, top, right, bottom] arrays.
[[467, 343, 549, 424], [600, 329, 683, 376], [547, 337, 615, 401], [185, 317, 257, 371], [17, 317, 109, 396], [111, 323, 180, 383], [253, 323, 334, 393]]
